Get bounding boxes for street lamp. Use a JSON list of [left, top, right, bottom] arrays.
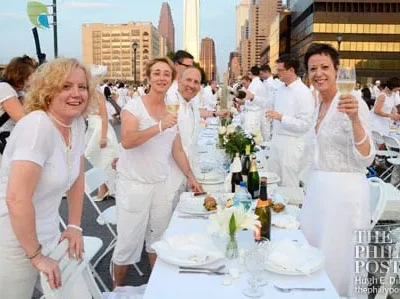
[[336, 33, 343, 54], [132, 41, 139, 86]]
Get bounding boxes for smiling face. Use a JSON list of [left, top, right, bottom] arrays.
[[307, 53, 338, 94], [178, 68, 201, 101], [49, 67, 89, 122], [148, 61, 173, 93]]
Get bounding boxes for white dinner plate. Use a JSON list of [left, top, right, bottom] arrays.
[[265, 241, 324, 276], [259, 171, 280, 184], [152, 234, 224, 267], [178, 198, 218, 215]]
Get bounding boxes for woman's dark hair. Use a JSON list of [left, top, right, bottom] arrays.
[[304, 43, 340, 71], [385, 77, 400, 91], [118, 82, 125, 89], [2, 55, 37, 89]]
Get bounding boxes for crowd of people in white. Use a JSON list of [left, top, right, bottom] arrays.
[[0, 43, 399, 298]]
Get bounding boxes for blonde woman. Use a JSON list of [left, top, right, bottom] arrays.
[[0, 58, 96, 298]]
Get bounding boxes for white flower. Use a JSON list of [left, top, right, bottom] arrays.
[[254, 135, 263, 145], [226, 124, 235, 135], [207, 206, 260, 236], [218, 126, 227, 135], [251, 128, 261, 137]]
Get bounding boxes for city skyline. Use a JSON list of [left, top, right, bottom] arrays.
[[0, 0, 237, 77]]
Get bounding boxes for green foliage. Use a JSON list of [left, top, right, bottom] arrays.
[[223, 127, 254, 159], [193, 61, 207, 85], [229, 213, 236, 236], [167, 51, 175, 61]]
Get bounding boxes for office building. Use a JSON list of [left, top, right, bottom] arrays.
[[200, 37, 217, 81], [158, 2, 175, 53], [183, 0, 200, 61]]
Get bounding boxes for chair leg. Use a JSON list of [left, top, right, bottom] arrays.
[[93, 239, 116, 268], [380, 165, 394, 180], [133, 263, 144, 277], [89, 263, 109, 292]]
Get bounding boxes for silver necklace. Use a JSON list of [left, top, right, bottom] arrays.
[[48, 112, 72, 128]]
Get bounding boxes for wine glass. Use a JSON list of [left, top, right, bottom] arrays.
[[242, 245, 265, 298], [166, 95, 180, 131], [337, 66, 356, 95]]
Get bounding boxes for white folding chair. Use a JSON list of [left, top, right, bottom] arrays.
[[84, 167, 143, 276], [368, 177, 387, 229], [39, 239, 102, 299], [371, 131, 399, 158], [381, 135, 400, 181], [58, 216, 109, 291]]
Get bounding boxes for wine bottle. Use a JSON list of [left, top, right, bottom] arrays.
[[247, 154, 260, 199], [254, 178, 271, 241], [231, 153, 243, 193], [241, 144, 251, 181]]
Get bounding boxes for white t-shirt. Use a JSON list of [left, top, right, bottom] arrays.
[[0, 82, 18, 133], [117, 97, 177, 183], [0, 111, 86, 243]]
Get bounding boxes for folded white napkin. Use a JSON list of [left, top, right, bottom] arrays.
[[272, 214, 300, 229], [267, 240, 324, 275], [102, 285, 147, 299], [152, 234, 224, 266]]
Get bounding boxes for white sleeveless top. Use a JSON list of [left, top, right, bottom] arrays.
[[117, 96, 177, 183]]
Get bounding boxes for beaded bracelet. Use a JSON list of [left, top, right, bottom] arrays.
[[67, 224, 83, 232], [158, 120, 163, 133], [354, 134, 368, 146], [27, 244, 42, 259]]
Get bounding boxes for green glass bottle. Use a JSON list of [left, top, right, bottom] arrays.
[[254, 177, 271, 241], [241, 144, 251, 182], [247, 154, 260, 199]]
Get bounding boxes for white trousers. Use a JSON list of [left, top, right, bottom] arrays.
[[300, 171, 369, 298], [112, 179, 174, 265], [0, 215, 59, 299], [268, 134, 304, 187]]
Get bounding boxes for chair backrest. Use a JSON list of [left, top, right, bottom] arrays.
[[40, 240, 102, 299], [85, 167, 108, 195], [382, 135, 400, 155], [372, 130, 384, 147], [368, 177, 387, 229]]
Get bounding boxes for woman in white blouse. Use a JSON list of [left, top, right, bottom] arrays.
[[300, 43, 375, 298], [370, 77, 400, 137], [112, 57, 202, 287], [0, 58, 95, 298], [0, 55, 37, 160]]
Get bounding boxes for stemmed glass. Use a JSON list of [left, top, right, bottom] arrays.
[[166, 95, 180, 131], [337, 66, 356, 95], [242, 242, 267, 298]]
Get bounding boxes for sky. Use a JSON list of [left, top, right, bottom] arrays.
[[0, 0, 239, 76]]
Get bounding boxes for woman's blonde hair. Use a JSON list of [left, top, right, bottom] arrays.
[[24, 58, 96, 114], [145, 57, 176, 82]]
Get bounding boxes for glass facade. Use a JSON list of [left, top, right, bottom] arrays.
[[314, 23, 400, 34]]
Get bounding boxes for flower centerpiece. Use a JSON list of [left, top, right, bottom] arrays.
[[208, 206, 260, 259]]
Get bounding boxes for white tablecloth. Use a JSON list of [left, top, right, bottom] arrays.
[[143, 193, 339, 299]]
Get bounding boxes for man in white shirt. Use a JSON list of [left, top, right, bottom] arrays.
[[166, 67, 228, 209], [266, 54, 314, 187], [202, 80, 218, 111], [241, 66, 269, 137]]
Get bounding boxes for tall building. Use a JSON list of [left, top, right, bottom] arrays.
[[183, 0, 200, 61], [288, 0, 400, 81], [228, 51, 241, 84], [82, 22, 166, 83], [158, 2, 175, 53], [236, 0, 250, 47], [239, 0, 281, 74], [200, 37, 216, 81]]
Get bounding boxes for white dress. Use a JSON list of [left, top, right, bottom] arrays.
[[370, 92, 397, 136], [300, 92, 375, 298]]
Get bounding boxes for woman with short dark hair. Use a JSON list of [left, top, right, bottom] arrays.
[[300, 43, 375, 298]]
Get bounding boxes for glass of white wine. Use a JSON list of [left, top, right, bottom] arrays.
[[166, 95, 180, 131], [337, 66, 356, 95]]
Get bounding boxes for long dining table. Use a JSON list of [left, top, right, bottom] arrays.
[[143, 192, 340, 299]]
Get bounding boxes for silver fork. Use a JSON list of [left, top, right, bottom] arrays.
[[179, 265, 225, 272], [178, 214, 209, 219], [179, 269, 227, 275], [274, 285, 326, 293]]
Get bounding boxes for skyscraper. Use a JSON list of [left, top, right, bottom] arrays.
[[200, 37, 216, 81], [236, 0, 250, 47], [158, 2, 175, 53], [183, 0, 200, 61]]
